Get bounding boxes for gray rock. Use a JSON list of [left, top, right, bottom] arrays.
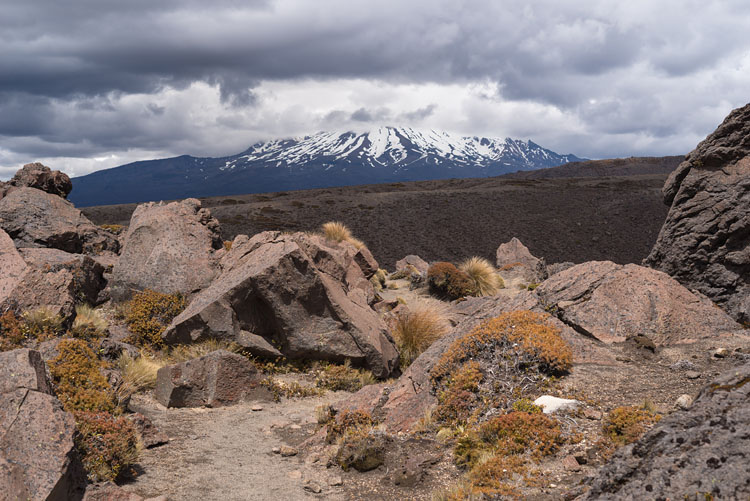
[[583, 362, 750, 500], [0, 187, 119, 255], [162, 231, 399, 378], [110, 198, 222, 300], [645, 103, 750, 323], [535, 261, 740, 344], [154, 350, 269, 408]]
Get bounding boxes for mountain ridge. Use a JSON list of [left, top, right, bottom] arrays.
[[69, 127, 584, 206]]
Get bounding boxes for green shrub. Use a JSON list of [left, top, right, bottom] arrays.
[[48, 338, 115, 413], [123, 289, 186, 349], [427, 262, 477, 300], [74, 411, 139, 482]]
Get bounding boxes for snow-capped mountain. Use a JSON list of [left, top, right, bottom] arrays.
[[70, 127, 584, 206]]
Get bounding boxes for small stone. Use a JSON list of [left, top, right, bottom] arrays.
[[712, 348, 729, 358], [329, 475, 343, 486], [561, 455, 581, 472], [303, 482, 322, 494], [280, 445, 299, 457], [550, 483, 557, 488], [288, 470, 302, 479], [272, 447, 280, 454], [583, 408, 603, 420], [675, 394, 693, 410], [251, 405, 264, 411], [685, 371, 701, 380], [289, 424, 302, 430], [534, 395, 580, 414]]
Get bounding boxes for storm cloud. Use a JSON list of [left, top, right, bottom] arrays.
[[1, 0, 749, 178]]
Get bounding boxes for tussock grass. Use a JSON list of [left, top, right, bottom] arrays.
[[459, 257, 503, 296], [321, 221, 365, 249], [391, 299, 450, 367], [167, 338, 240, 364], [117, 351, 166, 398], [22, 306, 64, 341], [71, 304, 108, 340]]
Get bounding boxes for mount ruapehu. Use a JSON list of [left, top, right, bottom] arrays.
[[69, 127, 584, 206]]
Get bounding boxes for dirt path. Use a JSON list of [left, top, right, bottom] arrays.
[[121, 389, 349, 501]]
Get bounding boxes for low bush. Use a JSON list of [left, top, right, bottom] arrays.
[[478, 411, 564, 459], [70, 304, 108, 340], [511, 398, 543, 414], [467, 455, 526, 497], [325, 410, 377, 443], [48, 338, 115, 413], [434, 361, 483, 425], [369, 268, 388, 291], [100, 224, 125, 235], [167, 338, 239, 364], [390, 299, 450, 367], [21, 306, 63, 341], [260, 377, 324, 402], [335, 426, 387, 472], [315, 361, 375, 392], [458, 257, 503, 296], [427, 262, 477, 300], [123, 289, 186, 349], [0, 311, 25, 351], [603, 405, 661, 445], [74, 411, 139, 482]]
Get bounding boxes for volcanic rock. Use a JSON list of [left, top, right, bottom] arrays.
[[154, 350, 269, 408], [395, 255, 429, 276], [162, 231, 399, 378], [0, 348, 85, 500], [535, 261, 740, 344], [495, 237, 547, 282], [645, 103, 750, 323], [583, 362, 750, 500], [8, 162, 72, 198], [0, 187, 119, 255], [110, 198, 223, 300]]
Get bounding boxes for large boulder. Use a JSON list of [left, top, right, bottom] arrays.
[[8, 162, 72, 198], [0, 349, 85, 500], [645, 103, 750, 324], [535, 261, 740, 345], [495, 237, 547, 282], [0, 239, 107, 322], [110, 198, 223, 300], [0, 187, 119, 255], [162, 231, 399, 378], [154, 350, 268, 408], [336, 292, 617, 432], [583, 362, 750, 500]]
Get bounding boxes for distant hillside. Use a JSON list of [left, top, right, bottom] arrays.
[[504, 155, 683, 179], [69, 127, 584, 206]]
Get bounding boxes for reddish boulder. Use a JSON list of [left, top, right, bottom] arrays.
[[395, 255, 429, 276], [9, 162, 72, 198], [535, 261, 740, 344], [0, 348, 53, 395], [495, 237, 547, 282], [0, 187, 119, 255], [111, 198, 223, 300], [154, 350, 269, 408], [163, 231, 398, 378]]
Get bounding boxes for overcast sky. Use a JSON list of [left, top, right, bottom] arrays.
[[1, 0, 749, 179]]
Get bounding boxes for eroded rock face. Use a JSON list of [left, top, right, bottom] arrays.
[[0, 187, 119, 255], [496, 237, 547, 282], [336, 293, 616, 432], [154, 350, 268, 408], [395, 255, 429, 276], [163, 231, 399, 378], [645, 103, 750, 324], [110, 198, 222, 300], [0, 243, 107, 322], [9, 162, 73, 198], [535, 261, 740, 345], [0, 349, 85, 501], [584, 362, 750, 500]]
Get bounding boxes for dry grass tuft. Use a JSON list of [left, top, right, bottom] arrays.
[[71, 304, 108, 340], [22, 306, 64, 341], [116, 351, 166, 402], [391, 299, 450, 367], [459, 257, 503, 296], [321, 221, 353, 243], [315, 361, 376, 392], [167, 338, 240, 364]]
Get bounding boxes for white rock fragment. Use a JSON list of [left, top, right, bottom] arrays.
[[534, 395, 580, 414]]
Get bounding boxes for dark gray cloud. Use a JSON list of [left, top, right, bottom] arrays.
[[1, 0, 749, 177]]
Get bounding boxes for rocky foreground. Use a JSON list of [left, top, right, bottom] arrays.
[[0, 104, 749, 500]]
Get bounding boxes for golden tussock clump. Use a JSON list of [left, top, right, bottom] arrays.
[[458, 257, 503, 296], [71, 304, 108, 340], [123, 289, 186, 349], [603, 405, 661, 445], [391, 299, 450, 367], [321, 221, 365, 249]]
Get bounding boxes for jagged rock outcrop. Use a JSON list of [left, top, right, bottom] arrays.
[[336, 293, 616, 432], [0, 349, 86, 500], [395, 255, 429, 276], [162, 231, 399, 378], [535, 261, 740, 344], [110, 198, 223, 300], [645, 103, 750, 324], [0, 187, 119, 255], [583, 362, 750, 499], [154, 350, 268, 408], [8, 162, 73, 198], [495, 237, 547, 282], [0, 233, 107, 321]]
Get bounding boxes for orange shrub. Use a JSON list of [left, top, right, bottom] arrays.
[[74, 411, 139, 482], [326, 410, 377, 443], [48, 338, 115, 413], [124, 289, 186, 349], [427, 262, 477, 300], [478, 411, 564, 459], [603, 406, 661, 445], [0, 311, 25, 352]]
